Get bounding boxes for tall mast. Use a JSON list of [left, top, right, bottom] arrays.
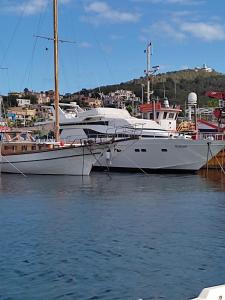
[[53, 0, 60, 142]]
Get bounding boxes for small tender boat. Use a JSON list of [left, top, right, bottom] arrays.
[[191, 284, 225, 300]]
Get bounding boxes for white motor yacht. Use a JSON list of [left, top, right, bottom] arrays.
[[55, 104, 225, 172]]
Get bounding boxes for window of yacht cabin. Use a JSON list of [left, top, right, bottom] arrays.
[[156, 112, 160, 119], [168, 113, 175, 119], [163, 112, 167, 119], [161, 149, 168, 152], [143, 113, 148, 119], [135, 149, 140, 152], [149, 113, 153, 119], [141, 149, 146, 152]]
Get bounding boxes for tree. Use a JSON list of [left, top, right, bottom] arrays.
[[24, 88, 29, 94], [7, 95, 18, 107]]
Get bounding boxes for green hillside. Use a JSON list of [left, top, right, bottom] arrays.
[[86, 69, 225, 108]]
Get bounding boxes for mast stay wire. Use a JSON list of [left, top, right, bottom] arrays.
[[20, 3, 47, 91], [61, 1, 84, 93], [34, 4, 76, 94], [75, 0, 118, 94], [0, 6, 26, 67], [57, 0, 111, 96]]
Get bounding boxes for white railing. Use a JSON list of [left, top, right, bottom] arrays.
[[197, 132, 225, 141]]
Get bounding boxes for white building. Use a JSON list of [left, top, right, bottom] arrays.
[[17, 98, 31, 106], [195, 64, 213, 73], [103, 89, 140, 107], [37, 92, 50, 104]]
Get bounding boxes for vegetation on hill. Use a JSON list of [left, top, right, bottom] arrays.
[[82, 69, 225, 108]]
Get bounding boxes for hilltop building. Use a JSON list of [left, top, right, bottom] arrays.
[[195, 64, 213, 73], [103, 89, 140, 108], [62, 92, 103, 108], [17, 99, 31, 106]]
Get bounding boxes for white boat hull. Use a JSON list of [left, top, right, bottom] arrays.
[[191, 284, 225, 299], [1, 144, 109, 176], [95, 138, 225, 171]]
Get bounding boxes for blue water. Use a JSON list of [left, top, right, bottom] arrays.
[[0, 171, 225, 300]]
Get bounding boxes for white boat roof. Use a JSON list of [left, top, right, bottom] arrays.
[[82, 107, 132, 118], [191, 284, 225, 300], [58, 106, 165, 130]]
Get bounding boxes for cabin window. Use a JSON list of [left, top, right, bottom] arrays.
[[12, 146, 17, 151], [149, 113, 153, 119], [4, 146, 9, 151], [161, 149, 167, 152], [135, 149, 140, 152], [156, 112, 160, 119], [163, 112, 167, 119], [168, 113, 175, 119], [116, 149, 121, 152], [141, 149, 146, 152], [143, 113, 148, 119], [32, 145, 36, 150], [22, 145, 27, 151]]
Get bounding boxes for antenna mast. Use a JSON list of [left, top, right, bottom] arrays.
[[146, 42, 151, 104], [0, 67, 8, 122], [53, 0, 60, 142]]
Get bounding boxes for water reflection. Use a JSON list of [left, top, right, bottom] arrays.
[[198, 169, 225, 191], [1, 169, 225, 196]]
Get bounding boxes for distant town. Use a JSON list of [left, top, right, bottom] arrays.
[[0, 88, 140, 127], [0, 64, 223, 128]]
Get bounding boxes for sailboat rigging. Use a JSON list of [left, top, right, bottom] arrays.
[[0, 0, 121, 176]]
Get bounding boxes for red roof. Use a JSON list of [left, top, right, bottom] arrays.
[[205, 91, 225, 100]]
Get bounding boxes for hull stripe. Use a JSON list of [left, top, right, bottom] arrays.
[[2, 151, 102, 164]]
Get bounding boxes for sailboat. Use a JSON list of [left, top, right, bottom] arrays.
[[0, 0, 120, 176]]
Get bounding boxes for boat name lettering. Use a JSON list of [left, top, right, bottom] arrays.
[[175, 145, 188, 148]]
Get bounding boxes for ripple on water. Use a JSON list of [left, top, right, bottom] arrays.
[[0, 172, 225, 299]]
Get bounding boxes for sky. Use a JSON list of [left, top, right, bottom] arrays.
[[0, 0, 225, 95]]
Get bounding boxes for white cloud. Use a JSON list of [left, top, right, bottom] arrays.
[[142, 17, 225, 43], [78, 41, 92, 48], [132, 0, 204, 4], [83, 1, 140, 24], [1, 0, 71, 16], [163, 0, 203, 4], [142, 21, 186, 42], [180, 65, 189, 69], [110, 34, 123, 40], [7, 0, 47, 15], [181, 22, 225, 41]]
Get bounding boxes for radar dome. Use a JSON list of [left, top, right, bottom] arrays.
[[188, 92, 197, 106]]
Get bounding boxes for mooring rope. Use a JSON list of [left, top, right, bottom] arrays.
[[208, 142, 225, 175], [1, 156, 27, 177]]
